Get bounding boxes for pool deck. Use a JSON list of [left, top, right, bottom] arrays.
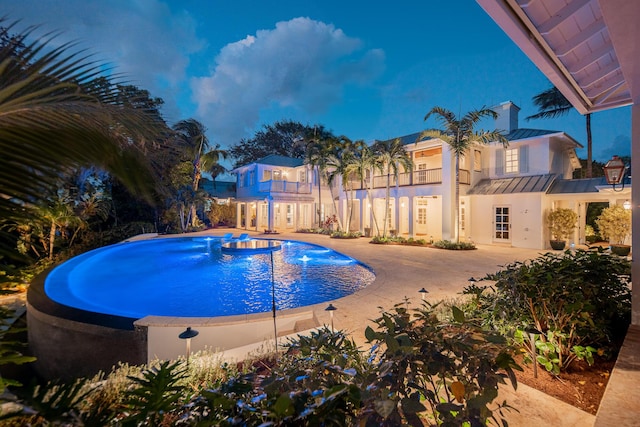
[[193, 229, 595, 427], [7, 229, 597, 425]]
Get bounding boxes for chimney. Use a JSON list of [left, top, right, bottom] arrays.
[[493, 101, 520, 134]]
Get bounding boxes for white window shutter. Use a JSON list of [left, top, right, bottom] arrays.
[[519, 146, 529, 173], [495, 149, 504, 176]]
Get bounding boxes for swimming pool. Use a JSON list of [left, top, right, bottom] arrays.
[[44, 237, 375, 318]]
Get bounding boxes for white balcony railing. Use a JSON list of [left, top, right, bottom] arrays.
[[258, 180, 312, 194]]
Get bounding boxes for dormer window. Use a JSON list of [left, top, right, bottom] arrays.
[[496, 146, 529, 175], [505, 148, 518, 174]]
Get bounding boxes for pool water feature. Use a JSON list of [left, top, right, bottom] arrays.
[[28, 235, 375, 380], [44, 237, 375, 318]]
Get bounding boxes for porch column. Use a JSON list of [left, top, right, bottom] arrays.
[[235, 203, 242, 229], [408, 196, 414, 237], [632, 103, 640, 324]]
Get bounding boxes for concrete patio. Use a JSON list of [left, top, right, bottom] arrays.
[[202, 229, 596, 426]]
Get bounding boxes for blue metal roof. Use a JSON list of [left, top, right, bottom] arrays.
[[467, 174, 557, 195], [505, 128, 560, 140], [377, 132, 434, 146], [548, 176, 631, 193], [200, 179, 236, 198], [254, 154, 304, 167]]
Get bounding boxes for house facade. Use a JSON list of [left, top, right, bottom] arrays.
[[232, 101, 631, 249]]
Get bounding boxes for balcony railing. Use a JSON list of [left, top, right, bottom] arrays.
[[258, 180, 311, 194], [345, 168, 471, 190]]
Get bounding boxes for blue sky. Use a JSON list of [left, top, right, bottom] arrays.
[[3, 0, 631, 166]]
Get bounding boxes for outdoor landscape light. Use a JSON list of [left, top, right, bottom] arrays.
[[468, 277, 477, 286], [178, 327, 199, 366], [624, 200, 632, 210], [419, 287, 429, 300], [603, 155, 627, 191], [325, 303, 337, 332]]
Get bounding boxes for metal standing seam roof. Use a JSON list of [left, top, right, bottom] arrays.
[[467, 174, 558, 195], [252, 154, 304, 168]]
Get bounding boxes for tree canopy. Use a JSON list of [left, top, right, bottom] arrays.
[[228, 120, 334, 167]]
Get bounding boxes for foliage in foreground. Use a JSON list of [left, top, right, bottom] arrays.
[[432, 240, 477, 250], [1, 305, 519, 426], [370, 235, 428, 246], [463, 248, 631, 374]]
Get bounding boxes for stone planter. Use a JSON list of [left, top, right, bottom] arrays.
[[550, 240, 566, 250], [610, 244, 631, 256]]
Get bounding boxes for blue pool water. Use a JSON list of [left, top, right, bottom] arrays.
[[44, 237, 375, 318]]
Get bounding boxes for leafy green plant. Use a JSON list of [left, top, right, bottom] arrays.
[[596, 204, 632, 245], [121, 360, 187, 426], [433, 239, 476, 250], [546, 208, 577, 241], [364, 302, 519, 426], [464, 249, 631, 372]]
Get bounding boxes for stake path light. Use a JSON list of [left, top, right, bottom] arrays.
[[178, 327, 199, 366], [419, 287, 429, 300], [325, 304, 337, 332]]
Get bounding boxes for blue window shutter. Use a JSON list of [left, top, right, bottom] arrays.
[[496, 149, 504, 176], [519, 146, 529, 173]]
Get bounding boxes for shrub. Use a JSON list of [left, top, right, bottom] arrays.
[[596, 204, 632, 245], [546, 208, 577, 241], [433, 239, 476, 250], [463, 249, 631, 373]]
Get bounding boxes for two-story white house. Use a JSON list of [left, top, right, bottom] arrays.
[[232, 101, 631, 249], [232, 154, 336, 233]]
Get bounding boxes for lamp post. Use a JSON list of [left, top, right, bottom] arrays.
[[325, 303, 337, 332], [603, 155, 627, 191], [418, 287, 429, 301], [524, 326, 542, 378], [178, 327, 199, 366]]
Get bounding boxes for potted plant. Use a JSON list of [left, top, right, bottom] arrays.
[[546, 208, 578, 250], [596, 204, 632, 256]]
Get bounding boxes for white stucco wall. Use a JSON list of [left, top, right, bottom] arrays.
[[469, 193, 546, 249]]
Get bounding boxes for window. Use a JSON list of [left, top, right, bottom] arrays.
[[298, 169, 307, 183], [273, 170, 282, 180], [249, 170, 256, 185], [239, 172, 245, 187], [263, 170, 272, 181], [474, 150, 481, 172], [505, 148, 518, 173]]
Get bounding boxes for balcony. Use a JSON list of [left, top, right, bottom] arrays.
[[346, 168, 470, 189], [258, 180, 311, 194]]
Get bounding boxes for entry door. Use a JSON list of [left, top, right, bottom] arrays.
[[494, 206, 511, 242], [416, 198, 428, 235]]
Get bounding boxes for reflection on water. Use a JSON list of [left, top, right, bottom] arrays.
[[45, 237, 375, 318]]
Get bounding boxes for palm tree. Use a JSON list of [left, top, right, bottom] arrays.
[[173, 119, 228, 227], [527, 86, 593, 177], [422, 106, 508, 242], [351, 142, 382, 236], [371, 138, 413, 237], [0, 20, 160, 258], [304, 133, 332, 227], [326, 136, 361, 232]]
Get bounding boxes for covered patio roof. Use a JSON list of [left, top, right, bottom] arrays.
[[477, 2, 640, 425], [476, 0, 640, 114]]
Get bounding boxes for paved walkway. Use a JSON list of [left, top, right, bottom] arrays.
[[203, 229, 595, 427]]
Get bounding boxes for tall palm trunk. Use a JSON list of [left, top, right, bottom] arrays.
[[586, 113, 593, 178], [367, 167, 381, 236], [48, 222, 57, 260], [383, 167, 391, 237], [454, 154, 460, 243], [316, 166, 323, 226]]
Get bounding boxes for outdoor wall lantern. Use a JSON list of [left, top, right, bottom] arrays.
[[603, 155, 627, 192], [178, 327, 199, 366], [325, 303, 337, 332]]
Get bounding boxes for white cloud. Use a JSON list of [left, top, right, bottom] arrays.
[[1, 0, 205, 119], [191, 17, 385, 146]]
